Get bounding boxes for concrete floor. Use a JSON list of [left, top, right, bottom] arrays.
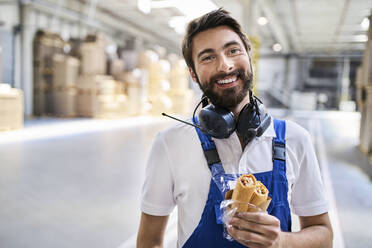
[[0, 110, 371, 248]]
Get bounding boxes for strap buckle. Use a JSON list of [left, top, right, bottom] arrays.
[[272, 141, 286, 161], [204, 149, 221, 166]]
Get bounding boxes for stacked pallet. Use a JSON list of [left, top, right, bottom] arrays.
[[0, 84, 24, 131], [76, 34, 128, 118], [33, 30, 65, 115], [138, 50, 172, 115], [51, 54, 80, 117], [117, 69, 149, 116], [168, 59, 194, 115], [76, 75, 127, 118], [0, 45, 24, 131]]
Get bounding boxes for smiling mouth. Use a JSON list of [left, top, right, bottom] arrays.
[[216, 75, 238, 85], [214, 75, 240, 89]]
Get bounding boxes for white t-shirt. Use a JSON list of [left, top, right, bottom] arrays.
[[140, 119, 328, 247]]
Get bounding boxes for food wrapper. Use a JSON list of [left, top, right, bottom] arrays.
[[220, 199, 265, 241], [219, 174, 271, 241]]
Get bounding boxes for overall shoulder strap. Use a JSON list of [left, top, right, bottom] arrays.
[[272, 119, 286, 162], [193, 117, 221, 168]]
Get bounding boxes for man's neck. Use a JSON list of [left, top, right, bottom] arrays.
[[231, 93, 250, 118]]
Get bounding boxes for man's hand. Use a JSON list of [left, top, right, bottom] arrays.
[[227, 211, 283, 248]]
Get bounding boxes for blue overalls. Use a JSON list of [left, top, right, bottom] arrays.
[[183, 118, 291, 248]]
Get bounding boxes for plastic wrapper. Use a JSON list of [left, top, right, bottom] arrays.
[[220, 199, 265, 241], [213, 171, 272, 242]]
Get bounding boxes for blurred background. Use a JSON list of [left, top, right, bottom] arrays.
[[0, 0, 372, 247]]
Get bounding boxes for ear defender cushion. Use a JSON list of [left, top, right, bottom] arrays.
[[236, 101, 270, 143], [198, 105, 236, 139]]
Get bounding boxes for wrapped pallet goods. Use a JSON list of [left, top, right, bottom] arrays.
[[148, 59, 171, 97], [52, 54, 80, 87], [93, 94, 128, 119], [85, 33, 106, 47], [169, 60, 189, 92], [120, 69, 149, 116], [148, 60, 172, 115], [168, 89, 194, 115], [69, 38, 83, 59], [33, 30, 64, 116], [167, 59, 194, 115], [52, 86, 77, 117], [33, 31, 64, 66], [77, 75, 117, 95], [150, 93, 172, 115], [108, 59, 125, 79], [76, 75, 127, 118], [0, 84, 24, 131], [80, 42, 106, 75], [33, 87, 47, 116], [137, 51, 172, 115], [51, 53, 79, 117], [137, 50, 159, 70]]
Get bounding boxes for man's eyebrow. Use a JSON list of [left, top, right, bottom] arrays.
[[223, 41, 241, 49], [197, 48, 215, 60]]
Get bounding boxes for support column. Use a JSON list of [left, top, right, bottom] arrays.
[[19, 2, 36, 116]]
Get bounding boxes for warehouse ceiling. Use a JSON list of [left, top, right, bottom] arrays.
[[45, 0, 372, 55], [87, 0, 372, 55]]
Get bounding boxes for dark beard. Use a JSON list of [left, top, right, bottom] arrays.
[[198, 69, 253, 109]]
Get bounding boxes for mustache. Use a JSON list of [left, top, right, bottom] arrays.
[[210, 69, 245, 83]]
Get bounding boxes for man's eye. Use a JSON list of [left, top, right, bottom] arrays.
[[202, 56, 213, 61], [229, 48, 241, 55]]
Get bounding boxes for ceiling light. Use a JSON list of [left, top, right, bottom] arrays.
[[257, 17, 268, 26], [137, 0, 151, 14], [169, 16, 187, 34], [149, 0, 218, 34], [361, 17, 370, 31], [353, 34, 368, 42], [272, 43, 282, 52], [151, 0, 217, 19]]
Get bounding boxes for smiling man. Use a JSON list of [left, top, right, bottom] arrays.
[[137, 8, 333, 248]]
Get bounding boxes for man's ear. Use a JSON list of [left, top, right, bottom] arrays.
[[188, 67, 198, 83]]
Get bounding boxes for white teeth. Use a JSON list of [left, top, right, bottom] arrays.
[[217, 76, 237, 84]]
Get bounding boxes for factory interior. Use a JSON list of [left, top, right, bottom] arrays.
[[0, 0, 372, 247]]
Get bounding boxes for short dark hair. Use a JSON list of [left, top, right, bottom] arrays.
[[182, 8, 251, 73]]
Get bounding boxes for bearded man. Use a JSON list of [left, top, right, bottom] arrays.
[[137, 8, 333, 248]]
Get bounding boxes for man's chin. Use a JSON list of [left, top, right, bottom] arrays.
[[209, 94, 242, 109]]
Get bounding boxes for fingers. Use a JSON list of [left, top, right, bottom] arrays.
[[237, 212, 281, 226], [227, 225, 267, 248], [227, 212, 281, 247], [229, 216, 271, 236]]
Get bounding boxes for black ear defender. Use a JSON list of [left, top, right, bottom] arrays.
[[236, 94, 271, 144], [162, 91, 271, 142]]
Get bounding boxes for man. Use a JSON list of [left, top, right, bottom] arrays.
[[137, 8, 333, 248]]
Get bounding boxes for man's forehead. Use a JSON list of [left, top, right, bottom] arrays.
[[192, 26, 243, 56]]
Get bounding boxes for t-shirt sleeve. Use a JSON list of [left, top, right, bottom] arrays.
[[289, 124, 329, 216], [140, 132, 176, 216]]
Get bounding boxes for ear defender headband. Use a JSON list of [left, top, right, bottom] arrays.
[[195, 91, 271, 141]]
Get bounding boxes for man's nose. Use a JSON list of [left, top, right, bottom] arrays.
[[217, 55, 234, 72]]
